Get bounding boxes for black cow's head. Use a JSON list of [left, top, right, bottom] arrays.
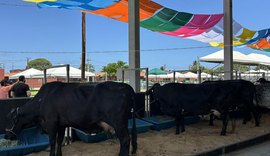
[[145, 83, 161, 96], [5, 107, 24, 140]]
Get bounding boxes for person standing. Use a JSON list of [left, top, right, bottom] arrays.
[[0, 79, 14, 99], [11, 75, 31, 98]]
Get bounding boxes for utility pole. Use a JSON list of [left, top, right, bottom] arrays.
[[81, 12, 86, 81], [26, 57, 31, 67]]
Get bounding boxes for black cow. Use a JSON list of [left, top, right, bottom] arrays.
[[5, 81, 137, 156], [146, 80, 260, 136], [256, 77, 270, 84]]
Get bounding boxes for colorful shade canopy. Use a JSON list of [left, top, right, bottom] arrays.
[[23, 0, 270, 52]]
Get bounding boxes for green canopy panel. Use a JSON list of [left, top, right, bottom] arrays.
[[140, 8, 193, 32]]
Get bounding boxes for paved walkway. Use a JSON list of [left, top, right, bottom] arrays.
[[226, 140, 270, 156]]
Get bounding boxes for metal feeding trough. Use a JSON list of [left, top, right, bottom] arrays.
[[142, 115, 200, 131], [0, 127, 49, 156]]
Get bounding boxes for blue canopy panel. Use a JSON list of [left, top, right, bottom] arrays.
[[244, 29, 270, 45], [37, 0, 120, 11]]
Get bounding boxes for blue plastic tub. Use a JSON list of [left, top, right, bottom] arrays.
[[72, 128, 108, 143], [142, 115, 176, 130], [128, 118, 153, 134], [142, 115, 200, 131], [0, 127, 49, 156], [73, 118, 154, 143]]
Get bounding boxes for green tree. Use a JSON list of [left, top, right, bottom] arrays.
[[26, 58, 52, 70], [80, 63, 95, 72], [255, 65, 270, 70], [86, 64, 95, 72], [101, 61, 128, 77], [214, 64, 249, 73], [188, 60, 212, 73]]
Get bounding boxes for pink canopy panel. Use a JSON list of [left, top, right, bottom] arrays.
[[161, 14, 223, 38]]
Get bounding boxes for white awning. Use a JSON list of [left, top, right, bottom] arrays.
[[9, 68, 43, 79], [200, 50, 259, 65], [167, 72, 185, 78], [247, 53, 270, 66]]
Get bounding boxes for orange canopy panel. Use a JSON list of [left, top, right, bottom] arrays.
[[123, 0, 163, 17], [248, 38, 270, 49], [86, 0, 162, 22], [256, 38, 270, 48]]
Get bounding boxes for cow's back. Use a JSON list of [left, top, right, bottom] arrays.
[[203, 80, 255, 108]]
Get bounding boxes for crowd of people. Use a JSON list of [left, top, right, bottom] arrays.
[[0, 75, 31, 99]]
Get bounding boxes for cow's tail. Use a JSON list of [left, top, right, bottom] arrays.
[[131, 94, 137, 154]]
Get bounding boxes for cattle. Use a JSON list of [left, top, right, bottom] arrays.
[[146, 80, 260, 136], [256, 77, 270, 84], [255, 78, 270, 111], [5, 81, 137, 156]]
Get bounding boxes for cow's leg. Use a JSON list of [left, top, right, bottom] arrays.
[[47, 124, 58, 156], [242, 112, 251, 124], [180, 115, 185, 133], [250, 106, 260, 127], [220, 111, 229, 136], [176, 113, 185, 135], [175, 116, 180, 134], [209, 114, 214, 126], [56, 127, 65, 156], [115, 127, 130, 156]]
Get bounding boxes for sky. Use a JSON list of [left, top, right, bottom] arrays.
[[0, 0, 270, 72]]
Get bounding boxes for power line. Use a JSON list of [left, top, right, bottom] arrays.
[[0, 45, 213, 54], [0, 2, 35, 8]]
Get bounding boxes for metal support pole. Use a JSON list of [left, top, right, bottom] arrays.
[[43, 69, 47, 84], [145, 68, 149, 117], [66, 64, 70, 83], [224, 0, 233, 80], [128, 0, 140, 92], [173, 71, 176, 83], [122, 70, 125, 83], [81, 12, 86, 81], [198, 69, 201, 84]]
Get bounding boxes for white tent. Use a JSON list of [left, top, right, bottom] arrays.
[[148, 74, 169, 79], [167, 72, 185, 78], [201, 72, 212, 78], [9, 68, 43, 79], [46, 66, 95, 78], [184, 72, 198, 78], [32, 66, 95, 78], [247, 53, 270, 66], [200, 50, 259, 65]]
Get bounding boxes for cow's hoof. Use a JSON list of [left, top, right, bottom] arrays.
[[181, 129, 185, 132], [220, 132, 226, 136]]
